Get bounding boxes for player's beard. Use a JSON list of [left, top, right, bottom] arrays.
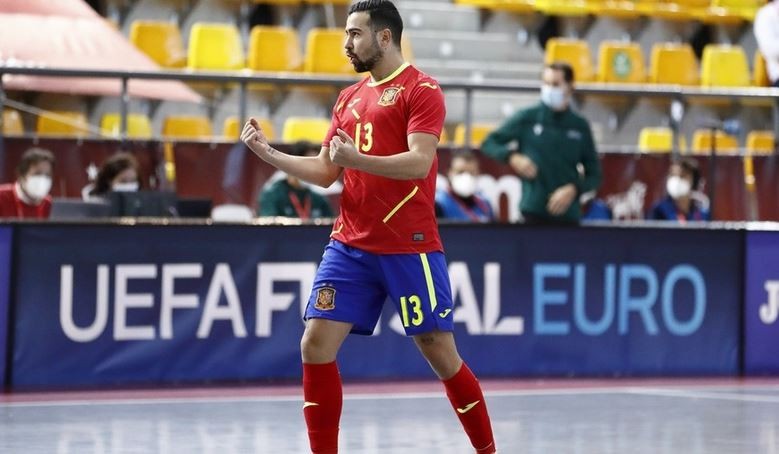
[[348, 38, 383, 73]]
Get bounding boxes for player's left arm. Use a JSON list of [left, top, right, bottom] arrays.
[[329, 129, 436, 179]]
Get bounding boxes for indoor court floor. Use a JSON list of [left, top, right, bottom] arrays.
[[2, 378, 778, 453]]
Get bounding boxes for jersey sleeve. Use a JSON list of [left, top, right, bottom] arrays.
[[406, 79, 446, 138]]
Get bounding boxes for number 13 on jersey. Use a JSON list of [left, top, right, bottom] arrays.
[[355, 122, 373, 153]]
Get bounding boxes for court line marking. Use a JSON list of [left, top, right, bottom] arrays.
[[623, 387, 779, 404]]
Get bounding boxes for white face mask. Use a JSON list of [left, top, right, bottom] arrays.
[[666, 175, 692, 199], [22, 175, 52, 201], [450, 172, 477, 198], [112, 182, 139, 192], [540, 85, 567, 110]]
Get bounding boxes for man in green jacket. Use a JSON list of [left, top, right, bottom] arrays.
[[481, 62, 602, 225]]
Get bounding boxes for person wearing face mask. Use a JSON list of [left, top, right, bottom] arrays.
[[88, 152, 141, 198], [0, 147, 56, 219], [481, 62, 602, 225], [435, 150, 494, 222], [755, 0, 779, 88], [258, 141, 334, 219], [648, 157, 710, 223]]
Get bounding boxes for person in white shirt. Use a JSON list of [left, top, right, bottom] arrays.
[[755, 0, 779, 87]]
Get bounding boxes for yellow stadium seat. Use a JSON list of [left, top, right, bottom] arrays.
[[754, 51, 770, 87], [162, 116, 213, 139], [223, 116, 276, 141], [597, 41, 646, 83], [129, 21, 186, 68], [544, 38, 594, 82], [649, 43, 699, 85], [100, 113, 153, 139], [597, 1, 642, 19], [282, 117, 331, 143], [36, 111, 90, 137], [187, 23, 244, 71], [453, 123, 495, 147], [701, 44, 750, 87], [454, 0, 501, 7], [439, 127, 450, 146], [2, 109, 24, 136], [691, 129, 739, 154], [746, 131, 775, 154], [304, 28, 353, 75], [710, 0, 764, 21], [306, 0, 352, 4], [248, 26, 303, 72], [535, 0, 591, 16], [636, 0, 707, 21], [497, 0, 536, 13], [638, 127, 674, 153]]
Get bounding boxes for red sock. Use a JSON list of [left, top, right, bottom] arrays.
[[303, 362, 342, 454], [442, 363, 496, 454]]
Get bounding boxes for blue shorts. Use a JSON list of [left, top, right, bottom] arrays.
[[304, 240, 455, 336]]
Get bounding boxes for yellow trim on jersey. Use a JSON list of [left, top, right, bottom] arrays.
[[420, 253, 438, 312], [382, 185, 418, 223], [368, 62, 411, 87]]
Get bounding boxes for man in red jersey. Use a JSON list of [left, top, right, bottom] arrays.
[[241, 1, 496, 453]]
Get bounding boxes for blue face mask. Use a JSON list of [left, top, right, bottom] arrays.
[[540, 85, 567, 110]]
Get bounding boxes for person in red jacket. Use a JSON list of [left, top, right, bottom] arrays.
[[0, 147, 55, 219]]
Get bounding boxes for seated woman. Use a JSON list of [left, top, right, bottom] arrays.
[[647, 157, 710, 223]]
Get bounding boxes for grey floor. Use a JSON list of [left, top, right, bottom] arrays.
[[2, 380, 779, 453]]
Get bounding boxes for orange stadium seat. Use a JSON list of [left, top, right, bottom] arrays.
[[2, 109, 24, 136], [453, 123, 495, 147], [187, 23, 244, 71], [544, 38, 594, 82], [754, 51, 770, 87], [36, 111, 90, 137], [162, 115, 213, 139], [282, 117, 331, 143], [701, 44, 751, 87], [746, 131, 775, 154], [691, 129, 739, 154], [129, 21, 186, 68], [248, 26, 303, 72], [638, 127, 674, 153], [304, 28, 353, 74], [649, 43, 699, 85], [223, 116, 276, 141], [100, 113, 153, 139], [597, 41, 646, 83]]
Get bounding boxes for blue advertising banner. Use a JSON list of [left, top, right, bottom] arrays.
[[0, 226, 12, 388], [11, 225, 742, 388], [745, 232, 779, 374]]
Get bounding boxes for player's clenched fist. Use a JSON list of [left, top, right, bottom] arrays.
[[329, 129, 361, 168], [241, 118, 272, 157]]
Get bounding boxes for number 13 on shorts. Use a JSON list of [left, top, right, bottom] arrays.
[[400, 295, 424, 327]]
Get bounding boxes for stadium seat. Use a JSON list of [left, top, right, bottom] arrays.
[[282, 117, 331, 143], [304, 28, 353, 75], [306, 0, 352, 4], [223, 116, 276, 141], [691, 129, 739, 154], [597, 41, 646, 83], [453, 123, 495, 147], [2, 109, 24, 136], [455, 0, 535, 13], [597, 1, 642, 19], [638, 127, 673, 153], [754, 51, 770, 87], [746, 131, 775, 154], [701, 45, 750, 87], [100, 113, 153, 139], [129, 21, 186, 68], [710, 0, 764, 21], [162, 116, 213, 139], [251, 0, 301, 5], [649, 43, 699, 85], [36, 111, 90, 137], [544, 38, 594, 82], [635, 0, 708, 21], [248, 26, 303, 72], [535, 0, 591, 16], [187, 23, 244, 71]]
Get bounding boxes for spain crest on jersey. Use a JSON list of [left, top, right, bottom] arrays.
[[314, 287, 336, 311], [378, 87, 402, 106]]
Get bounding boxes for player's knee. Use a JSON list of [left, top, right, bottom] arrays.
[[300, 329, 334, 363]]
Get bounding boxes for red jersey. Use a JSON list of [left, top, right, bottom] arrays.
[[323, 63, 446, 254], [0, 183, 51, 219]]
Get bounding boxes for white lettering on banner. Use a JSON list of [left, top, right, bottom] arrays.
[[255, 263, 317, 337], [760, 281, 779, 325], [160, 264, 202, 339], [197, 264, 247, 339], [60, 265, 109, 343], [114, 265, 157, 341]]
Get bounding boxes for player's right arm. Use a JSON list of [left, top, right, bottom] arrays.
[[241, 118, 342, 188]]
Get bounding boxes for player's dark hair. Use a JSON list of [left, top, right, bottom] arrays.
[[546, 62, 575, 85], [17, 147, 55, 177], [348, 0, 403, 48], [672, 156, 701, 189], [91, 152, 140, 196]]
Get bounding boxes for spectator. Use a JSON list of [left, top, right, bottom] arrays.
[[88, 152, 140, 198], [257, 141, 334, 219], [647, 157, 710, 223], [0, 148, 55, 219], [755, 0, 779, 87], [481, 62, 602, 225], [435, 150, 494, 222], [580, 192, 612, 221]]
